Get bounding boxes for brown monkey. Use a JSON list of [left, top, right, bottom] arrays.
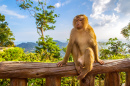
[[57, 14, 104, 80]]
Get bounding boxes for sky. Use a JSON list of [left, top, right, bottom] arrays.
[[0, 0, 130, 45]]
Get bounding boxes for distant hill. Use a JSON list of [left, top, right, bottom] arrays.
[[16, 41, 68, 55], [16, 41, 106, 57], [16, 42, 38, 52], [54, 40, 68, 49]]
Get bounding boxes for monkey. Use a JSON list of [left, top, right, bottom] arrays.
[[57, 14, 104, 80]]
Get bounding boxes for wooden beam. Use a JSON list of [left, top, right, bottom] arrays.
[[0, 59, 129, 78], [126, 72, 130, 86], [80, 74, 95, 86], [10, 78, 27, 86], [46, 76, 61, 86], [104, 72, 120, 86]]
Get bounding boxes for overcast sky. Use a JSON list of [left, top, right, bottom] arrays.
[[0, 0, 130, 44]]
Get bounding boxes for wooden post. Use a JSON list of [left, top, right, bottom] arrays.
[[46, 76, 61, 86], [80, 74, 95, 86], [126, 72, 130, 86], [104, 72, 120, 86], [10, 78, 27, 86]]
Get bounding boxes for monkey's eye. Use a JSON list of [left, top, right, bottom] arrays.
[[79, 19, 82, 21], [76, 20, 78, 22]]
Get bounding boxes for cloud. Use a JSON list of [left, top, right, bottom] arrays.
[[54, 0, 71, 8], [54, 3, 61, 8], [94, 19, 128, 42], [0, 5, 26, 19], [114, 0, 130, 15], [90, 0, 119, 26]]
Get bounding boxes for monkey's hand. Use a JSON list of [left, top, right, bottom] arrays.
[[57, 60, 67, 67], [95, 59, 104, 65]]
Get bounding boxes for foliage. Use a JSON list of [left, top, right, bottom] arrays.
[[100, 37, 127, 59], [35, 35, 61, 60], [121, 22, 130, 40], [0, 14, 15, 47], [121, 22, 130, 53], [106, 38, 126, 55]]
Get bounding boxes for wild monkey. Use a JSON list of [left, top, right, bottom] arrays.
[[57, 14, 104, 79]]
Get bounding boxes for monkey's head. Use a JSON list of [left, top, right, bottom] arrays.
[[73, 14, 88, 30]]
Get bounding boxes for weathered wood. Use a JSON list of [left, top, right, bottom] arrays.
[[80, 74, 95, 86], [126, 72, 130, 86], [10, 78, 27, 86], [104, 72, 120, 86], [46, 76, 61, 86], [0, 59, 129, 78]]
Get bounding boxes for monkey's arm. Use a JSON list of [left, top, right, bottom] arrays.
[[93, 44, 104, 64], [63, 40, 73, 62], [57, 29, 75, 66], [93, 44, 99, 61]]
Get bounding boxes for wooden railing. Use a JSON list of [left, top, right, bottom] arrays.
[[0, 59, 130, 86]]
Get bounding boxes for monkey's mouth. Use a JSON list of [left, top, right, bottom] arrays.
[[76, 26, 82, 29]]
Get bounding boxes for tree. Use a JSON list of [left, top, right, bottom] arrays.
[[17, 0, 61, 59], [35, 36, 61, 60], [106, 38, 126, 55], [0, 13, 15, 47], [100, 38, 127, 59], [18, 0, 58, 40], [121, 22, 130, 40], [121, 22, 130, 53]]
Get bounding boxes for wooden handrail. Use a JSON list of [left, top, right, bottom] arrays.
[[0, 58, 130, 86]]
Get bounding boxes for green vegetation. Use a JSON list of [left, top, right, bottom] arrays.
[[0, 14, 15, 47], [35, 36, 61, 60]]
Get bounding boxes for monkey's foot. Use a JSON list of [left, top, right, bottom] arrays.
[[77, 69, 88, 80], [75, 66, 81, 74], [77, 73, 86, 80], [97, 59, 104, 65]]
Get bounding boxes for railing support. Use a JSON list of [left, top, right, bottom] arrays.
[[80, 74, 95, 86], [104, 72, 120, 86], [46, 76, 61, 86], [126, 72, 130, 86], [10, 78, 27, 86]]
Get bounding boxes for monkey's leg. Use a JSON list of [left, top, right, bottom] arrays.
[[77, 47, 94, 80], [72, 44, 81, 74]]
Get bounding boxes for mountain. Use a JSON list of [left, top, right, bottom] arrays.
[[54, 40, 68, 49], [16, 41, 68, 54], [16, 41, 106, 57], [16, 42, 38, 52]]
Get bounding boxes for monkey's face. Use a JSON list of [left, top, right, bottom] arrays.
[[75, 17, 84, 29], [73, 15, 88, 30]]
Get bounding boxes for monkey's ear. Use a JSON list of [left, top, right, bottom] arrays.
[[74, 16, 77, 20]]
